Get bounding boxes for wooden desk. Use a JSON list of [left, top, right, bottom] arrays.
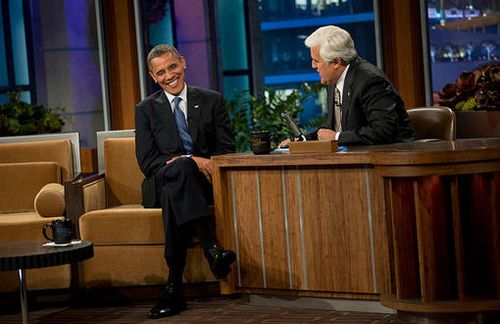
[[212, 139, 500, 314]]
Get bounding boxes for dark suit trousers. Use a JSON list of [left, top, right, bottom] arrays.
[[154, 157, 213, 269]]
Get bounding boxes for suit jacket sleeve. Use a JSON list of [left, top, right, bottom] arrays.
[[338, 74, 405, 145], [213, 94, 235, 155], [135, 101, 173, 178]]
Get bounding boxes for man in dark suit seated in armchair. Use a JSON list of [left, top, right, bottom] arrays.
[[135, 44, 236, 319]]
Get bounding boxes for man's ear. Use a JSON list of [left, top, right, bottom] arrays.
[[149, 71, 157, 83], [180, 56, 187, 70], [331, 58, 342, 67]]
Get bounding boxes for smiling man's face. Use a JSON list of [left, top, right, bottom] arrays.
[[149, 52, 186, 95]]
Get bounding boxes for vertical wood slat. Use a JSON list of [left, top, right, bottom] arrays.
[[450, 176, 467, 301], [299, 166, 374, 293], [102, 0, 140, 130], [493, 172, 500, 298], [469, 172, 500, 299], [414, 176, 456, 302], [463, 173, 497, 298], [379, 0, 425, 108], [383, 179, 397, 296], [370, 171, 392, 295], [259, 169, 289, 289], [283, 167, 305, 290], [388, 178, 420, 300], [213, 166, 237, 294], [300, 167, 340, 292], [232, 169, 263, 288]]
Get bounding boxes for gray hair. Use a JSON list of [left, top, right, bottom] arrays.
[[147, 45, 181, 71], [304, 25, 357, 64]]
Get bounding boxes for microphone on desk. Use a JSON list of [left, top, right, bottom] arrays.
[[282, 112, 306, 142]]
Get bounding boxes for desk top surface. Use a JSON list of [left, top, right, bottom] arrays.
[[212, 139, 500, 167], [0, 240, 93, 271]]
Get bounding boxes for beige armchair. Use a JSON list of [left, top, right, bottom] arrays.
[[68, 130, 215, 288], [0, 133, 80, 292]]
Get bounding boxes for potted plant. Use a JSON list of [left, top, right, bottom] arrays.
[[227, 83, 324, 152], [0, 92, 64, 136], [437, 63, 500, 111]]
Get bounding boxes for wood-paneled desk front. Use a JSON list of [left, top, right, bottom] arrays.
[[212, 139, 500, 315]]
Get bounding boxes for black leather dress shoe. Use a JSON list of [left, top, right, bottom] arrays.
[[147, 283, 187, 319], [205, 243, 236, 279]]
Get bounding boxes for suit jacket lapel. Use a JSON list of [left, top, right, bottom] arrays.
[[186, 86, 201, 143], [153, 91, 183, 149], [153, 90, 176, 129], [341, 57, 359, 127]]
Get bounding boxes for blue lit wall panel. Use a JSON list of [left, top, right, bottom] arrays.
[[223, 75, 249, 101], [264, 72, 319, 85], [148, 2, 173, 46], [9, 0, 28, 85], [0, 4, 7, 87], [218, 0, 248, 70], [260, 13, 374, 30]]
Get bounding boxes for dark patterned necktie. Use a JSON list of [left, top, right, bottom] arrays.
[[172, 96, 193, 154], [334, 88, 342, 132]]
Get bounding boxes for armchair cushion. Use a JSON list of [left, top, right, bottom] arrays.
[[0, 162, 61, 213], [34, 183, 65, 217], [79, 205, 164, 244], [104, 138, 143, 207], [0, 139, 74, 181], [0, 211, 63, 242]]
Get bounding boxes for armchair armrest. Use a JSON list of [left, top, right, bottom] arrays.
[[65, 173, 106, 238]]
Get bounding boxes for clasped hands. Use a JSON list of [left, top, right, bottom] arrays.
[[166, 155, 213, 183], [278, 129, 337, 148]]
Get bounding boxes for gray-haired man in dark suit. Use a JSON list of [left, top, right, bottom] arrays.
[[281, 25, 415, 147]]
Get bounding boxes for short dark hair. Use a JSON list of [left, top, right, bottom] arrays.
[[147, 45, 181, 71]]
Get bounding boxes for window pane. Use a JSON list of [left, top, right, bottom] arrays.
[[260, 0, 373, 21], [218, 0, 248, 70], [9, 0, 29, 85], [19, 90, 30, 103], [31, 0, 104, 147], [427, 0, 500, 108], [0, 3, 8, 87], [258, 0, 377, 124], [261, 22, 375, 80]]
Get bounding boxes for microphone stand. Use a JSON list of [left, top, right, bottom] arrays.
[[282, 112, 306, 142]]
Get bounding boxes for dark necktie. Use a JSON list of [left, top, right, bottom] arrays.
[[334, 88, 342, 132], [172, 97, 193, 154]]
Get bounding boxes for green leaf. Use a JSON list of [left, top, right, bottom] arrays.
[[0, 91, 65, 136], [226, 82, 323, 152]]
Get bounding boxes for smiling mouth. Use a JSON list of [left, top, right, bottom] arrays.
[[166, 78, 179, 88]]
